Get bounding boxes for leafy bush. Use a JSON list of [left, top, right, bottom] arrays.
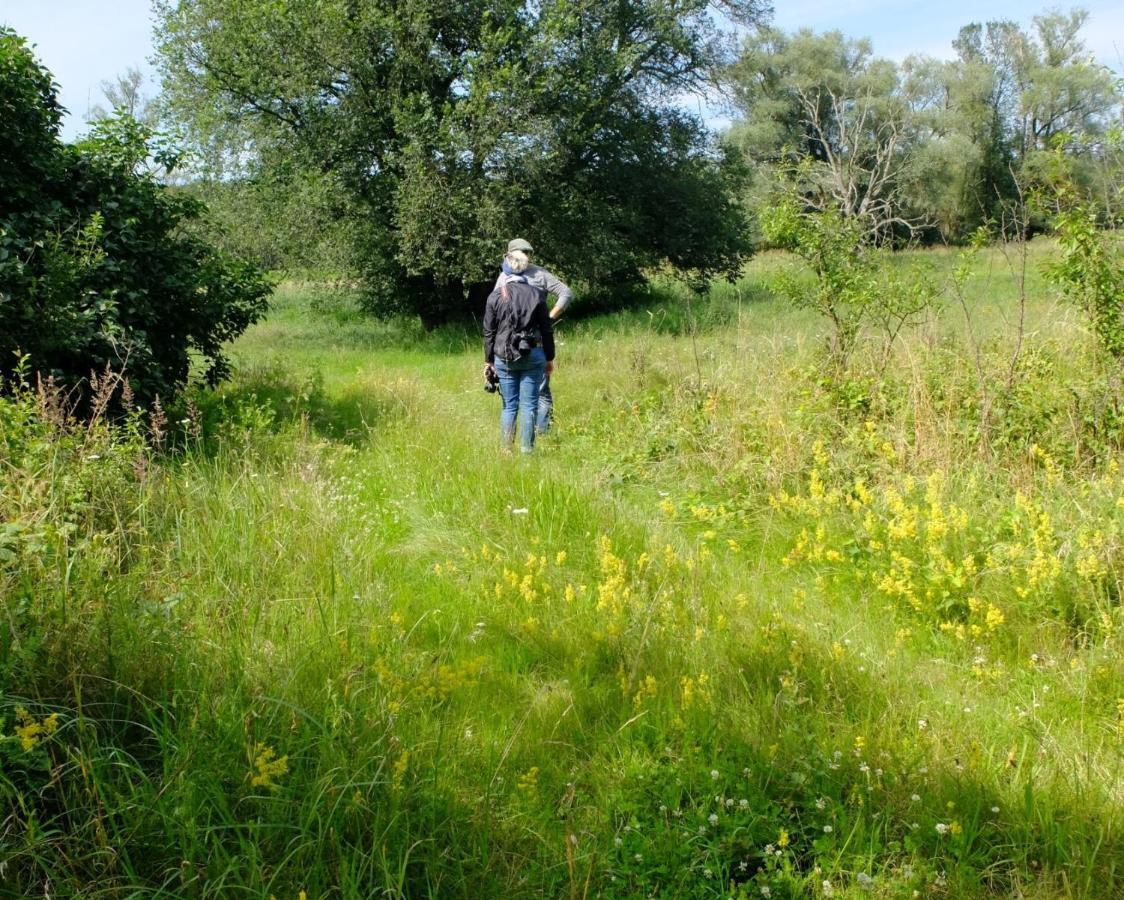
[[760, 189, 939, 368], [0, 28, 270, 408]]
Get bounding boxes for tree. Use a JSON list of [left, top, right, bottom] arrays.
[[723, 28, 935, 243], [88, 65, 159, 127], [953, 11, 1120, 212], [153, 0, 765, 324], [0, 29, 271, 408]]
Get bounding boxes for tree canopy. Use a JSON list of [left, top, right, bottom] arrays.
[[154, 0, 767, 322]]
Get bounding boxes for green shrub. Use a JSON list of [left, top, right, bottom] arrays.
[[0, 28, 271, 408]]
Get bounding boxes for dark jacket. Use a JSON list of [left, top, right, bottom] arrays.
[[483, 280, 555, 364]]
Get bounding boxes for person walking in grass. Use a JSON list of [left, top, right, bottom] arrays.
[[483, 248, 556, 453], [494, 238, 572, 434]]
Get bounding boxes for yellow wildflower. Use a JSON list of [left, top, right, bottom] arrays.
[[392, 751, 410, 790], [516, 766, 540, 792], [250, 743, 289, 790], [14, 707, 60, 752], [985, 604, 1005, 631]]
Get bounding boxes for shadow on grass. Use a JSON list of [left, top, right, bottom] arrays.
[[192, 362, 402, 447]]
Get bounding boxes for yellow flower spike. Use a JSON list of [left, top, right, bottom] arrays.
[[392, 751, 409, 790], [986, 604, 1005, 630], [812, 439, 829, 467], [633, 675, 658, 707], [250, 743, 289, 790], [516, 766, 540, 792], [14, 708, 61, 753]]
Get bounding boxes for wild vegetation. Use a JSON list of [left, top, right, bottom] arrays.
[[0, 29, 269, 407], [4, 238, 1124, 897], [3, 2, 1124, 898]]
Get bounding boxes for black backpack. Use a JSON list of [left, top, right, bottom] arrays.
[[499, 280, 544, 359]]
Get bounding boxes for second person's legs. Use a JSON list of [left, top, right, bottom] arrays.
[[536, 373, 552, 435]]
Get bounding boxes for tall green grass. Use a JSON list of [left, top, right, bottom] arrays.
[[2, 239, 1123, 898]]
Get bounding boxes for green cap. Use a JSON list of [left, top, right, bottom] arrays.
[[507, 238, 534, 253]]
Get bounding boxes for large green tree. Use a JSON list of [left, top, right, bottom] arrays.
[[723, 29, 941, 242], [953, 10, 1119, 160], [154, 0, 764, 323]]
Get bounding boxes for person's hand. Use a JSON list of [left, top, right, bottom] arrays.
[[549, 308, 562, 321], [545, 360, 555, 375]]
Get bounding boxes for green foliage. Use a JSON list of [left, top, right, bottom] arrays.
[[154, 0, 760, 323], [725, 9, 1123, 244], [1047, 197, 1124, 358], [761, 195, 872, 358], [0, 28, 271, 406], [725, 28, 929, 240], [760, 183, 939, 367], [188, 166, 358, 275]]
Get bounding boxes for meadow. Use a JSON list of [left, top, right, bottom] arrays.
[[3, 239, 1124, 898]]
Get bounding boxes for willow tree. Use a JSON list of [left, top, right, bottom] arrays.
[[155, 0, 765, 323]]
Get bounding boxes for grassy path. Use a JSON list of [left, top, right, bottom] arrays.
[[176, 282, 1121, 897], [6, 271, 1122, 898]]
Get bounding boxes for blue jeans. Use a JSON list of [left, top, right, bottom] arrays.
[[495, 349, 546, 452]]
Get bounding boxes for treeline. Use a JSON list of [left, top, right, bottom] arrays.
[[724, 9, 1123, 244], [157, 2, 1121, 323]]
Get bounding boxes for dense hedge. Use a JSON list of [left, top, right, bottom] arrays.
[[0, 28, 270, 407]]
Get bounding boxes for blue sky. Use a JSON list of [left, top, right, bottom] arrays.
[[3, 0, 1122, 141]]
